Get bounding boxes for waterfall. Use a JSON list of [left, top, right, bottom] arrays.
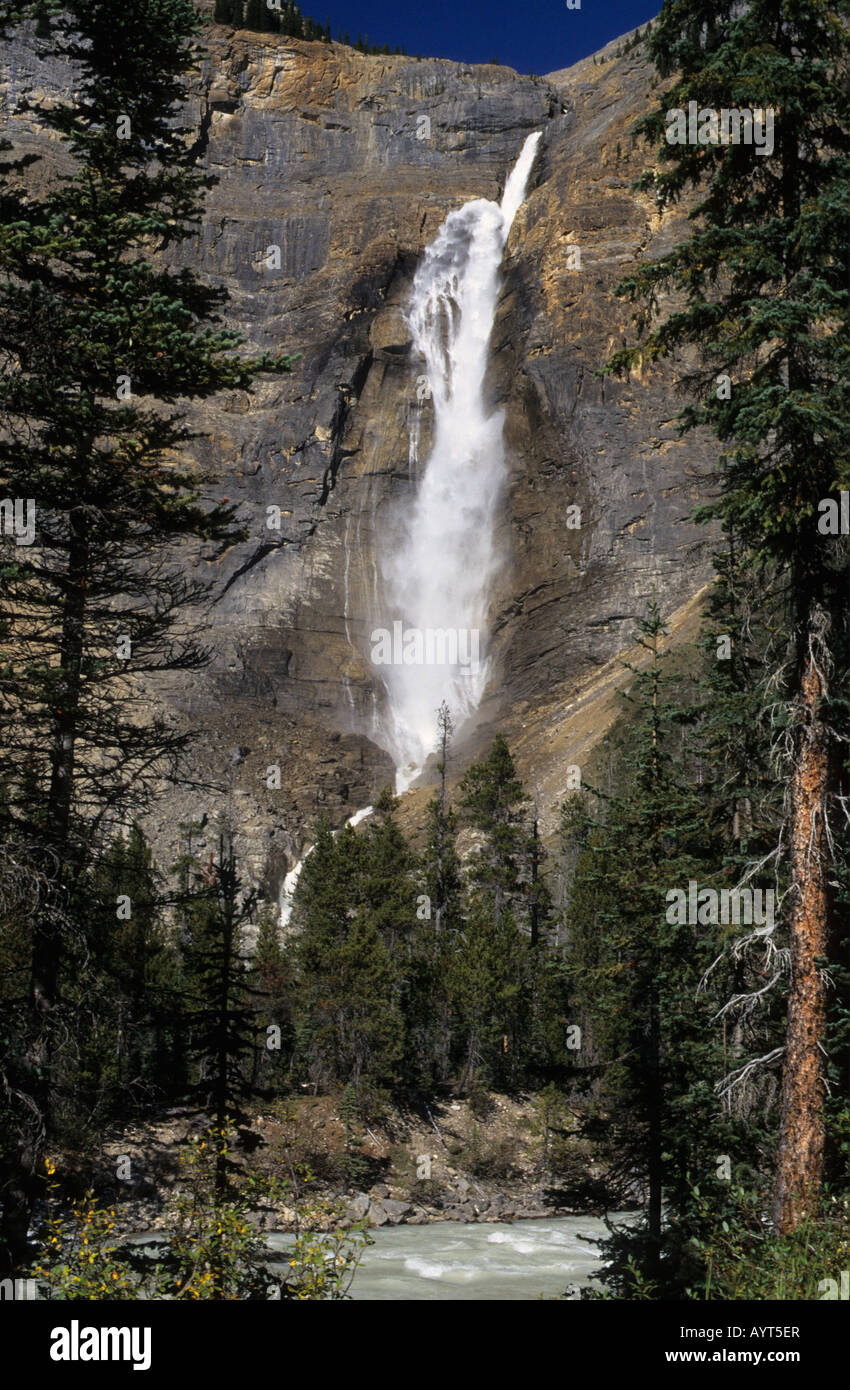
[[279, 135, 540, 928], [373, 132, 541, 790]]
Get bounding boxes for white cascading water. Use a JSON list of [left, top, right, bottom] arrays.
[[279, 804, 374, 929], [375, 132, 541, 790], [279, 134, 540, 926]]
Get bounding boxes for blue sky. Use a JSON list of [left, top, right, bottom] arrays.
[[315, 0, 661, 74]]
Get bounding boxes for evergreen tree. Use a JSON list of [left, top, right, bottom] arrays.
[[361, 787, 419, 956], [250, 903, 293, 1092], [0, 0, 290, 1259], [459, 733, 528, 928], [690, 536, 789, 1143], [179, 835, 256, 1201], [449, 893, 529, 1093], [606, 0, 850, 1231], [75, 825, 181, 1125], [423, 704, 463, 937], [564, 599, 736, 1292], [292, 818, 404, 1091], [453, 736, 533, 1089]]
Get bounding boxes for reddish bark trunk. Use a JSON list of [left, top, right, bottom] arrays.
[[773, 655, 831, 1232]]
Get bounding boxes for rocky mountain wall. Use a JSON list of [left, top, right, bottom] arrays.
[[1, 16, 718, 890]]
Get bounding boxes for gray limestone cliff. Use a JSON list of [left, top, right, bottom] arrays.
[[0, 16, 717, 891]]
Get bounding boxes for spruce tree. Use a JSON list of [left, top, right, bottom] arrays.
[[564, 599, 734, 1292], [606, 0, 850, 1232], [453, 736, 532, 1089], [79, 825, 180, 1123], [0, 0, 290, 1253], [292, 818, 404, 1091], [423, 704, 463, 937], [250, 904, 293, 1092], [459, 733, 528, 928], [179, 834, 256, 1201]]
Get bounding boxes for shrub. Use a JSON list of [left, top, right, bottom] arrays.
[[31, 1130, 371, 1300]]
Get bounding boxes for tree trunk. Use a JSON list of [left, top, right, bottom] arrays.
[[32, 508, 88, 1016], [773, 649, 831, 1232], [529, 811, 540, 948], [646, 978, 663, 1275], [6, 512, 90, 1270]]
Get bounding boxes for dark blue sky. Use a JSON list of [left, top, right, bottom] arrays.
[[316, 1, 661, 74]]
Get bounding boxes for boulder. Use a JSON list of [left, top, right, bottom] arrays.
[[347, 1191, 370, 1220], [380, 1199, 411, 1224]]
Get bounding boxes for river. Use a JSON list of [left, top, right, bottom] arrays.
[[269, 1214, 613, 1301]]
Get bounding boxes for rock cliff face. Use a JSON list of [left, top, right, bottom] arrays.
[[1, 16, 718, 889]]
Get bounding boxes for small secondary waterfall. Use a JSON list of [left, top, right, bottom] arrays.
[[279, 804, 374, 929], [374, 132, 542, 790]]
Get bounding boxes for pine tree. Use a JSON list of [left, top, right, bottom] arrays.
[[251, 903, 293, 1092], [78, 825, 181, 1122], [459, 733, 528, 928], [0, 0, 289, 1259], [606, 0, 850, 1232], [292, 818, 404, 1091], [564, 599, 734, 1292], [423, 704, 463, 937], [449, 893, 529, 1093], [688, 536, 789, 1163], [179, 835, 256, 1201], [453, 736, 533, 1089]]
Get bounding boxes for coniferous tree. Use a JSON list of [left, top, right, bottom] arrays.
[[459, 733, 528, 928], [452, 736, 532, 1089], [179, 835, 256, 1201], [250, 903, 293, 1092], [564, 600, 736, 1292], [292, 818, 404, 1091], [423, 704, 463, 938], [0, 0, 290, 1260], [606, 0, 850, 1231], [75, 825, 181, 1126], [690, 535, 789, 1151]]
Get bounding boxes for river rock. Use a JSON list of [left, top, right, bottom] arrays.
[[380, 1199, 412, 1224], [348, 1192, 371, 1220]]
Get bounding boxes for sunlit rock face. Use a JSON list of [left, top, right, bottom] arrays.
[[1, 14, 717, 888]]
